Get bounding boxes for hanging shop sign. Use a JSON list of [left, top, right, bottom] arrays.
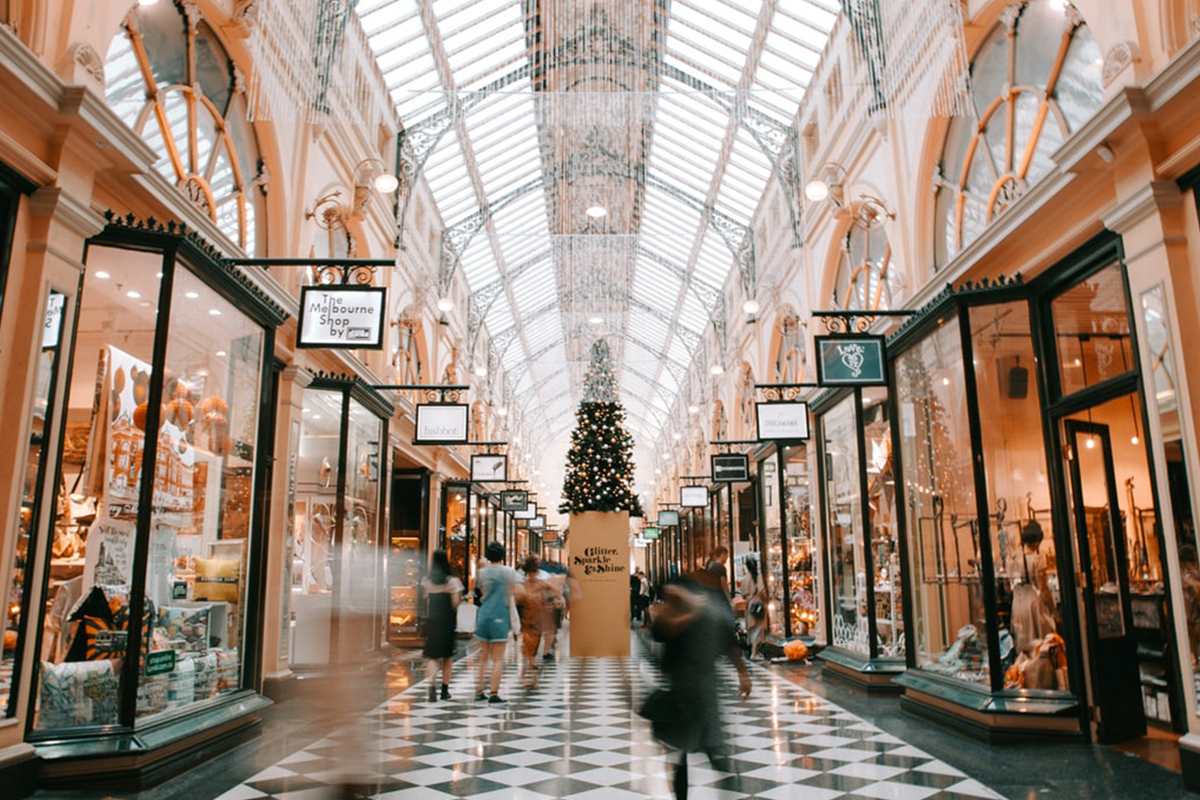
[[296, 285, 386, 349], [680, 486, 708, 507], [657, 509, 680, 527], [815, 335, 887, 386], [413, 403, 469, 445], [529, 514, 546, 530], [642, 526, 660, 540], [710, 453, 750, 483], [756, 401, 810, 441], [500, 489, 528, 511], [514, 501, 537, 520], [470, 454, 507, 482]]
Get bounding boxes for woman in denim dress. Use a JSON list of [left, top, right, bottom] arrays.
[[474, 540, 517, 702]]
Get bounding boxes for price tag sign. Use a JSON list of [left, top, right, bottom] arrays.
[[145, 649, 177, 677], [297, 285, 386, 349]]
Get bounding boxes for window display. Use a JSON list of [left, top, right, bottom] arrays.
[[29, 230, 281, 735], [759, 456, 783, 635], [895, 315, 990, 685], [784, 448, 816, 634]]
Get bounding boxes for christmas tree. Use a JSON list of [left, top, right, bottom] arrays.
[[559, 340, 645, 517]]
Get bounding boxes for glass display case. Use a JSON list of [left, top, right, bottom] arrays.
[[784, 446, 818, 635], [25, 222, 284, 746], [815, 385, 904, 686]]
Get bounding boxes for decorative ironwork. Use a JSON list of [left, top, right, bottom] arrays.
[[755, 383, 818, 402], [376, 383, 469, 404]]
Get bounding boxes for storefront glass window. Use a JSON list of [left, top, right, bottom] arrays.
[[1052, 262, 1134, 396], [289, 390, 342, 666], [760, 457, 783, 634], [783, 451, 814, 636], [134, 263, 263, 723], [444, 485, 469, 585], [4, 290, 67, 717], [969, 301, 1066, 689], [31, 247, 163, 731], [824, 397, 864, 652], [865, 387, 903, 657], [339, 399, 382, 654], [1141, 285, 1200, 711], [896, 316, 990, 685]]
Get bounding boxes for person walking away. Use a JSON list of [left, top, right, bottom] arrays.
[[638, 569, 652, 625], [422, 549, 463, 701], [474, 540, 518, 703], [631, 569, 643, 622], [541, 566, 567, 660], [741, 556, 768, 659], [514, 555, 553, 687], [652, 577, 752, 800]]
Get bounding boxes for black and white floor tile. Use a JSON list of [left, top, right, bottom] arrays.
[[217, 641, 1006, 800]]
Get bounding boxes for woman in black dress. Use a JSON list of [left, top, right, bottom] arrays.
[[423, 549, 463, 701]]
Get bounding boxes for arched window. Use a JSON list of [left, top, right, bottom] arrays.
[[833, 223, 902, 311], [105, 2, 266, 253], [933, 0, 1101, 267], [772, 312, 804, 383]]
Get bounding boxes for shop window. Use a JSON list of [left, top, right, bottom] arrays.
[[105, 2, 265, 253], [1051, 262, 1134, 396], [30, 232, 278, 734], [825, 397, 863, 649], [894, 316, 990, 685], [833, 225, 902, 311], [933, 0, 1102, 267]]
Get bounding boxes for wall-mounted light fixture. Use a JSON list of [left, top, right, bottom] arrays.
[[804, 162, 847, 204]]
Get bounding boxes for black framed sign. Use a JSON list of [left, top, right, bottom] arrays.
[[514, 502, 537, 520], [815, 334, 887, 386], [471, 454, 507, 482], [710, 453, 750, 483], [756, 401, 810, 441], [529, 514, 546, 530], [657, 509, 679, 527], [414, 403, 469, 444], [680, 486, 708, 507], [500, 489, 528, 511], [297, 285, 386, 349]]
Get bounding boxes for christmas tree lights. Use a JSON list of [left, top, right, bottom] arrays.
[[559, 340, 644, 516]]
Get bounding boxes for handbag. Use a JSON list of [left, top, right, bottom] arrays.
[[748, 600, 765, 619], [638, 688, 699, 749]]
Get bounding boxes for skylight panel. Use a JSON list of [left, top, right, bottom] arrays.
[[460, 247, 497, 286], [511, 261, 556, 308], [433, 0, 512, 29], [523, 315, 564, 356], [361, 0, 419, 36], [513, 365, 534, 393], [675, 0, 756, 41], [731, 132, 772, 180], [668, 334, 695, 368], [369, 15, 426, 60], [694, 232, 731, 286], [771, 5, 837, 51], [632, 256, 683, 312], [487, 295, 515, 334], [670, 19, 750, 72], [630, 308, 671, 347]]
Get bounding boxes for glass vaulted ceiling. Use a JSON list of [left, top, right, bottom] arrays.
[[359, 0, 837, 446]]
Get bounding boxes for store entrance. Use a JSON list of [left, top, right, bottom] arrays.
[[1064, 418, 1145, 742], [1061, 393, 1180, 742]]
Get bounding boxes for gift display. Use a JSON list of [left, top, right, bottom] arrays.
[[194, 557, 240, 603], [36, 660, 118, 729], [157, 605, 210, 655]]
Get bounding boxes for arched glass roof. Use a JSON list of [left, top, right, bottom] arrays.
[[358, 0, 838, 448]]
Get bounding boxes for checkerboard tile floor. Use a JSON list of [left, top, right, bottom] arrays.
[[218, 643, 1006, 800]]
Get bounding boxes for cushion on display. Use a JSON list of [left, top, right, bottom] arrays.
[[215, 648, 238, 690], [193, 651, 219, 700], [36, 659, 119, 729], [157, 605, 210, 655], [137, 673, 169, 717], [166, 656, 195, 708], [194, 558, 239, 603]]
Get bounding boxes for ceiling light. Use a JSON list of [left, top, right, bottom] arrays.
[[1131, 435, 1140, 445], [437, 297, 454, 312], [941, 377, 950, 385], [94, 270, 110, 279], [513, 436, 520, 445], [185, 291, 199, 299], [156, 272, 163, 279], [743, 299, 760, 315], [673, 433, 682, 441], [688, 404, 699, 414], [804, 179, 830, 202], [497, 406, 508, 417], [139, 301, 151, 307], [312, 414, 322, 420], [138, 0, 159, 5], [209, 309, 222, 316], [474, 365, 487, 376], [710, 363, 724, 376], [127, 290, 141, 299], [373, 172, 400, 193], [215, 350, 227, 357], [588, 316, 604, 325], [585, 206, 607, 218], [1085, 437, 1095, 449]]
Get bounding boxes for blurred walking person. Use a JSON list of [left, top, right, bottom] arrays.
[[741, 555, 768, 659], [422, 549, 463, 701], [650, 577, 751, 800], [474, 540, 518, 703], [515, 555, 554, 687]]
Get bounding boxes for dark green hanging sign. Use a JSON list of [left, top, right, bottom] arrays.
[[815, 335, 887, 386]]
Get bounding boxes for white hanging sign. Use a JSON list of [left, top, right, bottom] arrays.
[[756, 401, 811, 441], [297, 285, 386, 349], [414, 403, 469, 445]]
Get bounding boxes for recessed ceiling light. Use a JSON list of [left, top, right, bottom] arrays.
[[312, 414, 322, 420], [139, 301, 151, 307], [127, 290, 141, 299], [497, 406, 508, 417], [209, 309, 222, 316], [710, 363, 724, 376], [474, 365, 487, 376], [437, 297, 454, 312], [215, 350, 227, 357], [585, 205, 607, 218], [185, 291, 199, 299], [156, 272, 163, 279], [743, 299, 760, 315], [94, 270, 110, 280], [688, 404, 699, 414]]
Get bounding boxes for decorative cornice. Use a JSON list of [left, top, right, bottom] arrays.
[[308, 369, 396, 419], [102, 210, 289, 324], [1102, 180, 1183, 233], [281, 365, 313, 388], [886, 273, 1024, 347], [29, 186, 106, 238], [1051, 87, 1150, 175]]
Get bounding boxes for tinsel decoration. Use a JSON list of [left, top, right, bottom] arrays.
[[559, 340, 644, 517]]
